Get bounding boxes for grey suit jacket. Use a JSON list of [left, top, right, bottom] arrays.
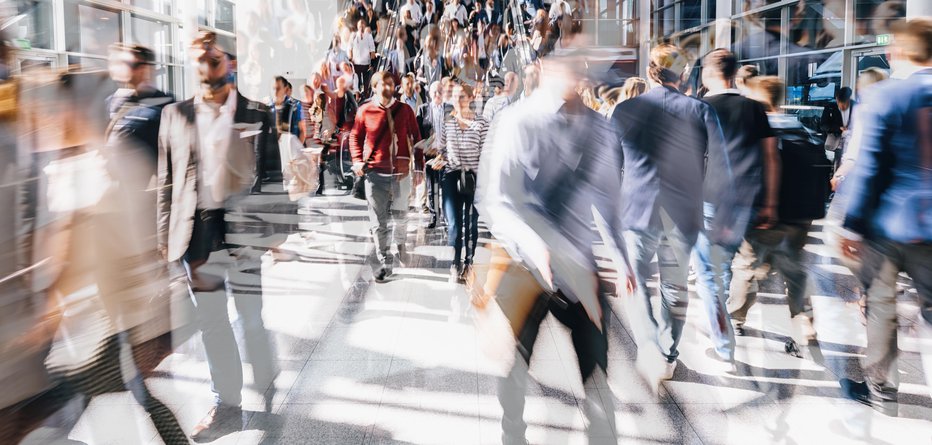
[[157, 92, 276, 262]]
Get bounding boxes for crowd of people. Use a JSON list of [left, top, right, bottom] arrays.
[[0, 0, 929, 443]]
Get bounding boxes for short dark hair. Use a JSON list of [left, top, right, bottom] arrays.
[[274, 76, 292, 90], [371, 70, 395, 89], [703, 48, 738, 80], [109, 43, 157, 66], [736, 64, 759, 82], [836, 86, 853, 102]]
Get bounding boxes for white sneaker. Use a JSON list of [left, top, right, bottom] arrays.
[[661, 360, 677, 380], [636, 351, 674, 394]]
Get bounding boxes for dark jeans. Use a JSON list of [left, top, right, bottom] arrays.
[[184, 209, 226, 264], [440, 170, 478, 265], [354, 63, 371, 96], [499, 292, 614, 442], [424, 163, 441, 218]]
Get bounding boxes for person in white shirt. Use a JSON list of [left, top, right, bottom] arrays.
[[349, 19, 376, 95], [444, 0, 469, 26], [325, 35, 350, 87], [482, 71, 518, 121], [400, 0, 423, 24]]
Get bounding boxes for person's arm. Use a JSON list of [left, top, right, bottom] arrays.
[[841, 92, 894, 252], [349, 106, 367, 174], [156, 106, 173, 258]]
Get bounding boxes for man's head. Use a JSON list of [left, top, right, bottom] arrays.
[[735, 64, 759, 94], [442, 77, 455, 102], [332, 34, 342, 49], [856, 67, 889, 93], [336, 75, 349, 94], [401, 74, 416, 96], [191, 31, 233, 93], [108, 43, 156, 87], [523, 64, 540, 94], [503, 71, 518, 96], [701, 48, 738, 89], [372, 71, 396, 103], [835, 86, 853, 105], [429, 81, 442, 104], [357, 19, 367, 33], [486, 0, 494, 8], [890, 18, 932, 68], [451, 83, 473, 114], [274, 76, 291, 101], [647, 44, 692, 88], [341, 61, 354, 74]]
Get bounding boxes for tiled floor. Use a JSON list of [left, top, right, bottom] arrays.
[[24, 185, 931, 444]]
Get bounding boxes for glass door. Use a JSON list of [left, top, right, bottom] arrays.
[[850, 47, 890, 98]]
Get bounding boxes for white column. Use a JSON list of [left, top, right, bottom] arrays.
[[638, 0, 651, 77], [179, 1, 200, 97], [714, 0, 733, 50], [907, 0, 932, 18]]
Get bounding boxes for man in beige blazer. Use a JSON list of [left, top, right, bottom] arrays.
[[157, 31, 278, 443]]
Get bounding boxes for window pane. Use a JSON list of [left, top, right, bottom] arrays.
[[9, 0, 54, 50], [854, 0, 906, 45], [680, 0, 702, 30], [128, 0, 172, 16], [64, 2, 122, 56], [706, 0, 716, 20], [67, 55, 109, 70], [732, 7, 781, 60], [128, 15, 175, 64], [789, 1, 846, 53], [216, 0, 235, 33]]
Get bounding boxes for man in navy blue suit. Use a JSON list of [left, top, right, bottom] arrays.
[[838, 18, 932, 417], [611, 44, 734, 390]]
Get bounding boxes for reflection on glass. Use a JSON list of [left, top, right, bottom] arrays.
[[11, 0, 54, 49], [785, 51, 841, 107], [216, 0, 236, 33], [732, 7, 781, 61], [64, 1, 121, 56], [734, 0, 782, 15], [129, 15, 174, 64], [854, 0, 906, 44], [599, 0, 637, 20], [680, 0, 702, 30], [789, 0, 845, 53], [67, 55, 110, 70]]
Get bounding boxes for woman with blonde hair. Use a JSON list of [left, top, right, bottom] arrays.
[[621, 76, 648, 101]]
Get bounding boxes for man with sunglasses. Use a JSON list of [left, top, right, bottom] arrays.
[[157, 31, 279, 442]]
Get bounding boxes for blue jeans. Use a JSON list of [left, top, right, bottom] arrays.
[[623, 208, 696, 363], [691, 202, 738, 361], [441, 170, 479, 265]]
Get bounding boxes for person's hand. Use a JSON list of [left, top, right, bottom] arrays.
[[830, 175, 843, 191], [756, 205, 778, 229], [157, 244, 168, 261], [352, 162, 366, 176], [839, 237, 862, 261], [614, 266, 636, 297]]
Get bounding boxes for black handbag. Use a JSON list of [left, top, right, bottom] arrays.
[[457, 169, 477, 195]]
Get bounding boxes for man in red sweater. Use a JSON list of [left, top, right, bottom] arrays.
[[350, 71, 422, 282]]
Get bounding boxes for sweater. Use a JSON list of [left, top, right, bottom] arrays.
[[349, 100, 422, 174]]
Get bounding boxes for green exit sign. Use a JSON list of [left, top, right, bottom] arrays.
[[876, 33, 892, 46]]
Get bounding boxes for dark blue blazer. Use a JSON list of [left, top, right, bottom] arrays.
[[612, 85, 733, 244], [843, 69, 932, 243]]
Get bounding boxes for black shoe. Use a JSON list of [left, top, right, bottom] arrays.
[[840, 378, 899, 417], [733, 324, 746, 337], [784, 339, 802, 358], [190, 404, 243, 443], [458, 263, 470, 283], [374, 265, 392, 283], [426, 217, 437, 229], [450, 263, 463, 283]]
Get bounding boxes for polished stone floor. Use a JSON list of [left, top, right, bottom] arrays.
[[22, 184, 931, 444]]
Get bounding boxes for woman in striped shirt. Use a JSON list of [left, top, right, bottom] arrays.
[[435, 83, 489, 282]]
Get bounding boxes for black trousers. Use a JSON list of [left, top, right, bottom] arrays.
[[425, 163, 441, 217], [184, 209, 226, 264]]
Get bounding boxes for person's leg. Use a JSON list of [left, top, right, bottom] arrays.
[[622, 229, 662, 354], [441, 173, 464, 265], [464, 197, 480, 266], [390, 175, 412, 255], [190, 287, 244, 408], [727, 231, 772, 331], [365, 173, 393, 269], [901, 243, 932, 392], [860, 239, 903, 411], [425, 166, 438, 225], [498, 293, 550, 443], [655, 209, 695, 364], [692, 229, 737, 361], [776, 223, 814, 323]]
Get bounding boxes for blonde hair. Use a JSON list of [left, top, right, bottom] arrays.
[[648, 44, 691, 85], [621, 77, 648, 101], [746, 75, 784, 112]]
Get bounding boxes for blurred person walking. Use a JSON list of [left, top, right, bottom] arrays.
[[158, 32, 279, 442], [611, 44, 733, 389], [436, 84, 489, 282], [349, 19, 377, 96], [729, 75, 828, 356], [478, 45, 635, 445], [350, 72, 422, 282], [417, 81, 447, 228], [691, 48, 776, 366], [837, 18, 932, 417], [482, 71, 518, 121]]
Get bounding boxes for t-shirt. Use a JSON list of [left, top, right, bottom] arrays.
[[702, 91, 774, 209], [350, 32, 375, 65]]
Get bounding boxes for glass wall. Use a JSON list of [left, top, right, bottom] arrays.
[[9, 0, 237, 98]]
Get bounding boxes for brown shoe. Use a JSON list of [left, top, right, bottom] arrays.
[[189, 271, 225, 292], [190, 404, 242, 443]]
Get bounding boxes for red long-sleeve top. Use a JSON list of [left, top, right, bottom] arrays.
[[349, 100, 422, 174]]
